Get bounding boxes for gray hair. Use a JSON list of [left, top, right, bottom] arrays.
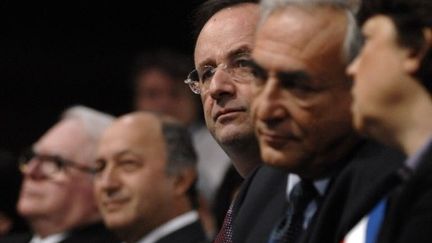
[[160, 120, 198, 207], [61, 105, 115, 143], [160, 121, 198, 175], [259, 0, 362, 64], [61, 105, 115, 163]]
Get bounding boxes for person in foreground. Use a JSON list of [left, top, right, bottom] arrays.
[[187, 0, 288, 242], [93, 112, 209, 243], [249, 0, 404, 242], [347, 0, 432, 242], [0, 105, 119, 243]]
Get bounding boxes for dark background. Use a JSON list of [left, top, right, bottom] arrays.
[[0, 1, 204, 155]]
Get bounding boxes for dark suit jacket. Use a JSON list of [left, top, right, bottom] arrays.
[[303, 140, 405, 243], [232, 165, 288, 243], [377, 142, 432, 243], [0, 222, 119, 243], [156, 220, 209, 243]]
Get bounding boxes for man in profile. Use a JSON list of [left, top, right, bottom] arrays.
[[0, 105, 118, 243], [250, 0, 404, 242]]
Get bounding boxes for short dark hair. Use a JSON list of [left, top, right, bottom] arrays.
[[358, 0, 432, 91], [161, 120, 199, 208], [131, 48, 193, 85], [192, 0, 259, 41]]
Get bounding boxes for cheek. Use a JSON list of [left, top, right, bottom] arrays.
[[202, 97, 215, 125], [302, 96, 352, 143]]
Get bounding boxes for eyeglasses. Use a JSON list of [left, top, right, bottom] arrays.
[[18, 149, 97, 176], [184, 55, 256, 94]]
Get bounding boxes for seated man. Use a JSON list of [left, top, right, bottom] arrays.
[[93, 112, 209, 243], [0, 105, 119, 243]]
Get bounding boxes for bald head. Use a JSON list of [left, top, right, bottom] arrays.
[[94, 111, 198, 242]]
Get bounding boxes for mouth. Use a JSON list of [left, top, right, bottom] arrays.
[[257, 129, 298, 148], [214, 108, 246, 122], [101, 199, 128, 212]]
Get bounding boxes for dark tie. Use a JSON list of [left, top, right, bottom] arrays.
[[213, 203, 234, 243], [268, 180, 318, 243]]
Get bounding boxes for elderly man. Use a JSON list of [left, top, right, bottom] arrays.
[[250, 0, 404, 242], [186, 0, 288, 242], [0, 106, 118, 243], [93, 112, 208, 243]]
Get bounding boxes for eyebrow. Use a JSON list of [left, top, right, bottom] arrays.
[[197, 45, 252, 69], [277, 71, 311, 83]]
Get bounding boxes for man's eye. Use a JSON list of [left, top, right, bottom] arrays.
[[235, 58, 251, 68], [51, 157, 66, 169], [94, 160, 106, 174], [200, 67, 215, 83], [120, 160, 141, 171]]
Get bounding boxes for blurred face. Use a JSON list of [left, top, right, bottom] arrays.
[[251, 7, 357, 177], [347, 15, 412, 135], [17, 119, 97, 229], [94, 114, 175, 238], [194, 3, 259, 146], [135, 68, 197, 125]]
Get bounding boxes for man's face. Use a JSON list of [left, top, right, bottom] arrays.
[[194, 3, 259, 145], [347, 16, 412, 136], [17, 119, 97, 227], [94, 114, 175, 236], [135, 68, 197, 125], [251, 7, 356, 177]]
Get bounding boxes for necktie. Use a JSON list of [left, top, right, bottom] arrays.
[[214, 203, 234, 243], [268, 180, 318, 243]]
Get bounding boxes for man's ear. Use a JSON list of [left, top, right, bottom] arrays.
[[404, 28, 432, 74], [172, 168, 196, 196]]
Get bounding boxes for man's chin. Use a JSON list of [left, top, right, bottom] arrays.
[[261, 147, 301, 171], [214, 125, 254, 144]]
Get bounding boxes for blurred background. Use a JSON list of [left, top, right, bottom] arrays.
[[0, 0, 203, 155]]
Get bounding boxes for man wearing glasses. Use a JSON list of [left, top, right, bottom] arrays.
[[0, 106, 119, 243], [185, 1, 288, 242]]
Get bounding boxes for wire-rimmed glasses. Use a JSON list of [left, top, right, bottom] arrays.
[[184, 54, 256, 95]]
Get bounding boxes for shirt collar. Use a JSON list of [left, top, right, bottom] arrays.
[[134, 210, 199, 243], [286, 174, 330, 200], [30, 232, 68, 243], [405, 136, 432, 171]]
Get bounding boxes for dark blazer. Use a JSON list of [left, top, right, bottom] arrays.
[[232, 165, 288, 243], [0, 222, 119, 243], [156, 220, 209, 243], [303, 140, 405, 243], [377, 142, 432, 243]]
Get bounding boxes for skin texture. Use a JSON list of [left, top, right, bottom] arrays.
[[17, 119, 100, 237], [251, 6, 359, 178], [194, 3, 261, 177], [347, 15, 432, 155], [94, 113, 192, 243]]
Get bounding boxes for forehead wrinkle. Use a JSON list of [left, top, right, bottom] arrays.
[[257, 6, 347, 81]]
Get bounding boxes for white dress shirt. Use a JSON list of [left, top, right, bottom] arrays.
[[134, 210, 199, 243], [29, 233, 67, 243]]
